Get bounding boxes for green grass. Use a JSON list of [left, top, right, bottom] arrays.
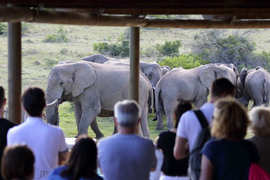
[[58, 102, 166, 139]]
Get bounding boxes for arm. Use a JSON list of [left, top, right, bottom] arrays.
[[200, 155, 214, 180], [174, 136, 189, 160]]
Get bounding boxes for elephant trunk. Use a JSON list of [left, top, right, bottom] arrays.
[[46, 96, 60, 125]]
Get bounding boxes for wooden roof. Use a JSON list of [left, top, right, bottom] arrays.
[[1, 0, 270, 28]]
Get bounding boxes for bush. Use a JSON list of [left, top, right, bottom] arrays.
[[43, 28, 69, 43], [0, 23, 7, 35], [158, 54, 209, 69], [155, 40, 181, 57], [192, 31, 255, 68], [93, 39, 129, 57]]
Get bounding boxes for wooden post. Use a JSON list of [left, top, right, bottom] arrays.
[[8, 22, 22, 124], [129, 27, 140, 102]]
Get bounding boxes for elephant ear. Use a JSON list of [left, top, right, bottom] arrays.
[[198, 66, 217, 90], [72, 62, 96, 97]]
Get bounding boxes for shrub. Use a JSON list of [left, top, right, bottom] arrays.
[[43, 28, 69, 43], [192, 31, 255, 68], [93, 37, 129, 57], [155, 40, 181, 57], [158, 54, 209, 69], [0, 23, 7, 35]]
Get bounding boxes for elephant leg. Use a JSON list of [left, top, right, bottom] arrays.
[[163, 99, 178, 130], [78, 109, 99, 135], [74, 102, 81, 132], [140, 105, 150, 137], [156, 109, 164, 130], [113, 121, 118, 134], [90, 118, 104, 139]]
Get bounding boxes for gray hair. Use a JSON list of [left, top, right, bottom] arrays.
[[114, 100, 141, 127], [249, 106, 270, 136]]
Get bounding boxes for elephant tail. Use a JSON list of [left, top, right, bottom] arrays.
[[148, 88, 154, 113], [263, 78, 269, 104], [155, 85, 164, 116]]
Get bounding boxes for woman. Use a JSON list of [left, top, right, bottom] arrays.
[[1, 145, 35, 180], [157, 102, 192, 180], [249, 106, 270, 174], [200, 98, 259, 180], [48, 136, 103, 180]]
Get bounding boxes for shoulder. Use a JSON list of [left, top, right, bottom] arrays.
[[0, 118, 16, 127], [46, 123, 65, 135]]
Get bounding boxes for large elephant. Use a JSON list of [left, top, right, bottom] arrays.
[[82, 55, 163, 88], [155, 63, 237, 130], [238, 67, 270, 107], [46, 61, 152, 138]]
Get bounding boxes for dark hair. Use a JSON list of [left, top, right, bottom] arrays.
[[174, 102, 192, 129], [22, 87, 46, 117], [61, 136, 98, 180], [1, 145, 35, 180], [0, 86, 5, 108], [211, 78, 235, 98]]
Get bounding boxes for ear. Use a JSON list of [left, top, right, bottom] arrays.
[[72, 63, 97, 97], [199, 66, 217, 89]]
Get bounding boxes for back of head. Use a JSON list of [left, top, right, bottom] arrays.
[[61, 135, 97, 179], [174, 102, 192, 129], [1, 145, 35, 180], [212, 98, 249, 140], [211, 78, 235, 99], [249, 106, 270, 137], [114, 100, 141, 128], [22, 87, 46, 117], [0, 86, 5, 108]]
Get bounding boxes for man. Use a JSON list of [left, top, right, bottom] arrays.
[[98, 100, 157, 180], [7, 87, 68, 180], [174, 78, 236, 159], [0, 86, 16, 180]]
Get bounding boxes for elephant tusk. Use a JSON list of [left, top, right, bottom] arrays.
[[46, 99, 59, 107]]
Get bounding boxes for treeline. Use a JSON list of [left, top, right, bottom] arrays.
[[93, 30, 270, 71]]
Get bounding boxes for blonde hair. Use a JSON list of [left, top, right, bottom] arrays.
[[211, 98, 249, 139], [249, 106, 270, 136]]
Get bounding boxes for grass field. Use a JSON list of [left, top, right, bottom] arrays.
[[0, 23, 267, 139]]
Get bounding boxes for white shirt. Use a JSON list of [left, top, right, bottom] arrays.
[[7, 116, 67, 180], [177, 102, 214, 151]]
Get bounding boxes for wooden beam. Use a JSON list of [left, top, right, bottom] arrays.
[[2, 7, 270, 28], [8, 22, 21, 124], [3, 0, 270, 9], [129, 27, 140, 102]]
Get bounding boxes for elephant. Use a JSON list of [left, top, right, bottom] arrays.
[[161, 65, 171, 76], [81, 54, 110, 64], [154, 63, 238, 130], [46, 61, 152, 138], [238, 67, 270, 107], [82, 55, 163, 88]]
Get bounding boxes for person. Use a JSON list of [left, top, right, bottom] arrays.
[[200, 98, 259, 180], [1, 145, 35, 180], [174, 78, 236, 159], [48, 135, 103, 180], [7, 87, 68, 180], [249, 106, 270, 174], [0, 86, 16, 180], [157, 102, 192, 180], [98, 100, 157, 180]]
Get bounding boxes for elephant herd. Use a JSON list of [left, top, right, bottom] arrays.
[[45, 54, 270, 138]]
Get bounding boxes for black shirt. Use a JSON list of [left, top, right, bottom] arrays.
[[0, 118, 16, 180], [157, 130, 189, 176]]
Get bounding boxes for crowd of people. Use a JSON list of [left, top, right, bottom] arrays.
[[0, 77, 270, 180]]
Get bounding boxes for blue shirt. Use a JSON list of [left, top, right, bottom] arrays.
[[202, 139, 259, 180], [48, 166, 103, 180]]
